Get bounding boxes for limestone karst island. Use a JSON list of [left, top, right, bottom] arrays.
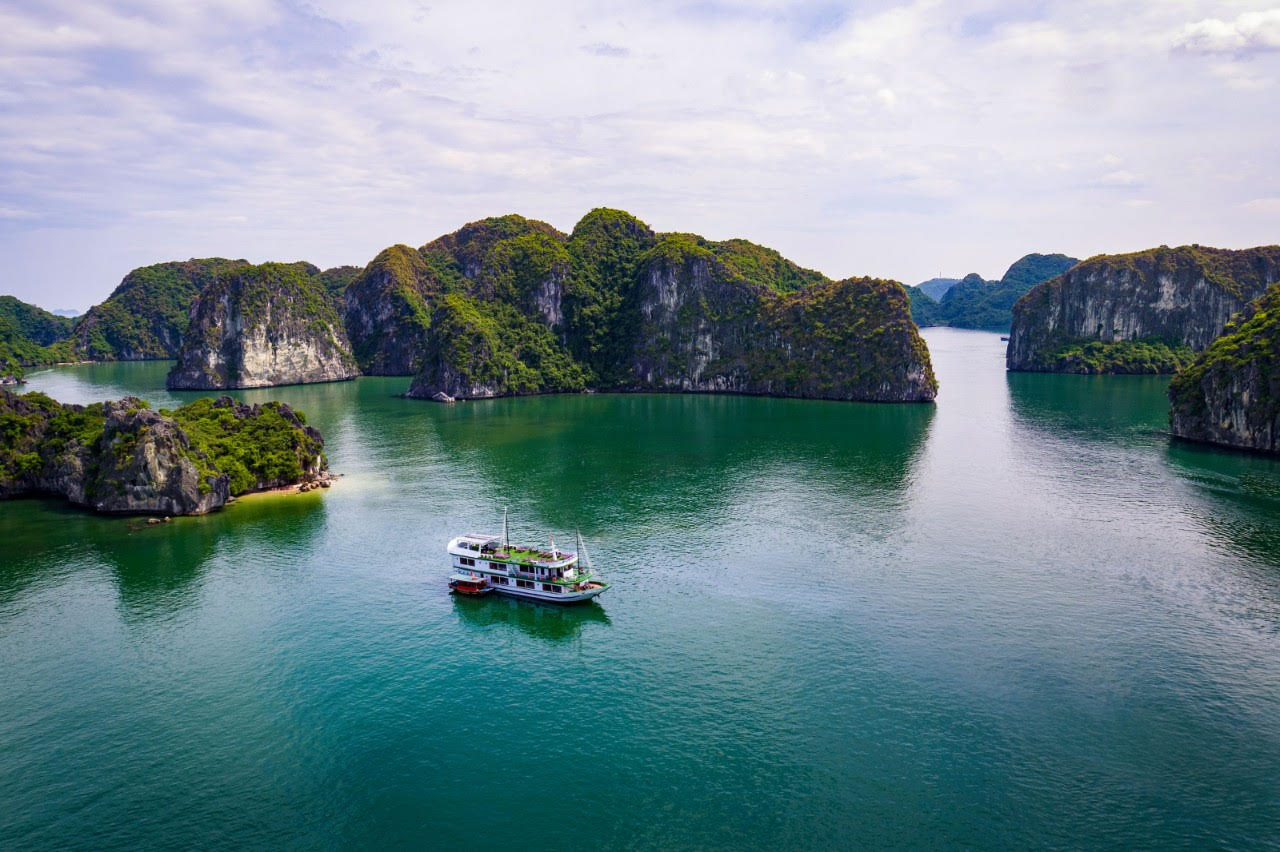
[[4, 2, 1280, 851]]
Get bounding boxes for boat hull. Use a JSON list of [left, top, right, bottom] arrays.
[[490, 584, 607, 605]]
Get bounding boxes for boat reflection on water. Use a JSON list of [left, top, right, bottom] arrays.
[[452, 593, 611, 643]]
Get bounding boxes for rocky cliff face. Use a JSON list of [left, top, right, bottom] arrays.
[[168, 262, 358, 389], [342, 245, 437, 375], [0, 391, 328, 514], [1169, 282, 1280, 454], [92, 398, 231, 514], [627, 236, 935, 400], [0, 392, 222, 513], [1008, 245, 1280, 372]]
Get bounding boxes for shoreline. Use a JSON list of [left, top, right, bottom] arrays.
[[230, 473, 341, 503]]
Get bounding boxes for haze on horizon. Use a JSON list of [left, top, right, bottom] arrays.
[[2, 0, 1278, 311]]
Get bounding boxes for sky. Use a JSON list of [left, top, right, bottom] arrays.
[[1, 0, 1279, 311]]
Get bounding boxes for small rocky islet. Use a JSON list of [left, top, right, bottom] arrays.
[[0, 390, 330, 516]]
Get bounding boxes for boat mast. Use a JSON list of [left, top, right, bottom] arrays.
[[503, 507, 510, 549], [577, 530, 592, 574]]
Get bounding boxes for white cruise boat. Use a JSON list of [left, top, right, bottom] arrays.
[[447, 521, 608, 604]]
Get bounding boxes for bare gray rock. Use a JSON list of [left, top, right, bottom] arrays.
[[168, 263, 358, 390]]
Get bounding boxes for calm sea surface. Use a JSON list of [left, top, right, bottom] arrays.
[[3, 328, 1280, 850]]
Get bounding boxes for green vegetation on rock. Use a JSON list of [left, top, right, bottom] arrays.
[[1, 389, 327, 513], [0, 296, 74, 345], [3, 259, 356, 374], [1029, 336, 1196, 374], [316, 266, 362, 303], [163, 397, 327, 494], [562, 208, 659, 385], [0, 296, 81, 380], [1169, 281, 1280, 453], [999, 254, 1079, 292], [711, 238, 827, 294], [907, 288, 942, 328], [0, 391, 106, 485], [71, 258, 251, 360]]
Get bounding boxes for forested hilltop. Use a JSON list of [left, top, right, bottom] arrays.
[[347, 209, 936, 402], [907, 253, 1078, 330], [1, 296, 77, 383]]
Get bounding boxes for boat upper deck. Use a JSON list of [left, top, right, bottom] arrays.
[[450, 534, 577, 567]]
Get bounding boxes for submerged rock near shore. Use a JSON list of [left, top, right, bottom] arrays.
[[344, 209, 935, 403], [168, 262, 358, 389], [1169, 282, 1280, 454], [0, 390, 328, 515], [1008, 245, 1280, 373]]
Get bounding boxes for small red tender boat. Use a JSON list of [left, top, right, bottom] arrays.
[[449, 573, 493, 596]]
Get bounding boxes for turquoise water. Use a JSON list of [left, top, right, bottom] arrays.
[[3, 328, 1280, 850]]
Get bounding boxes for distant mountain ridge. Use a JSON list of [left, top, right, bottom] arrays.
[[908, 253, 1078, 330], [916, 277, 961, 301]]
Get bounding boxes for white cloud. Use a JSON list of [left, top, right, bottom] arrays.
[[1175, 9, 1280, 55], [1, 0, 1280, 306], [1100, 170, 1140, 187], [1244, 197, 1280, 213]]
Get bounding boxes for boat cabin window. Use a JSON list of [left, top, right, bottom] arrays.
[[516, 579, 533, 589], [490, 576, 506, 585], [459, 557, 475, 567], [489, 562, 504, 571], [542, 584, 561, 593]]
